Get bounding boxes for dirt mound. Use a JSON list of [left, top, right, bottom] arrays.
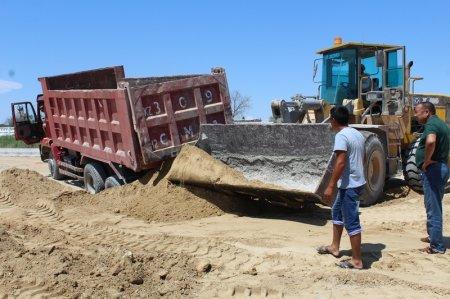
[[0, 168, 70, 205], [0, 162, 253, 224]]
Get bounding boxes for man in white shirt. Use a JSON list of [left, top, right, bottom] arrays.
[[317, 106, 366, 269]]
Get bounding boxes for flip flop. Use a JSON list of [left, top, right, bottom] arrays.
[[316, 245, 339, 258], [336, 260, 363, 270], [420, 237, 430, 243], [419, 246, 445, 254]]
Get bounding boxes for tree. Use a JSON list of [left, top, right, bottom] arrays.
[[230, 91, 251, 119]]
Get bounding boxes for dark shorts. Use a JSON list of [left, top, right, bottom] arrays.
[[331, 185, 364, 236]]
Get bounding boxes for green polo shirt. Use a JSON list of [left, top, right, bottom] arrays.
[[416, 115, 450, 169]]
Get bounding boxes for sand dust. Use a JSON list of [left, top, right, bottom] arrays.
[[0, 156, 449, 298]]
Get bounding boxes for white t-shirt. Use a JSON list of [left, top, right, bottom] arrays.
[[333, 127, 366, 189]]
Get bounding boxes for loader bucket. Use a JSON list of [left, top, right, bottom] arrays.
[[168, 123, 336, 207]]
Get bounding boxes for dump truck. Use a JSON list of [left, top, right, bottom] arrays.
[[168, 38, 450, 207], [11, 66, 232, 193]]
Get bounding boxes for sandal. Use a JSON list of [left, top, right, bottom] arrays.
[[419, 246, 445, 254], [336, 260, 363, 270], [316, 245, 340, 258]]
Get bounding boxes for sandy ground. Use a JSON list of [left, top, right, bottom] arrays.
[[0, 156, 449, 298], [0, 156, 49, 175]]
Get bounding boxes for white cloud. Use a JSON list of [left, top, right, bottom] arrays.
[[0, 79, 23, 94]]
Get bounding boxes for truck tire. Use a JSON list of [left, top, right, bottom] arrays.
[[403, 138, 423, 192], [105, 176, 123, 189], [83, 162, 107, 194], [48, 156, 64, 180], [360, 134, 386, 206]]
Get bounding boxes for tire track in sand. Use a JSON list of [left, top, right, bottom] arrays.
[[0, 193, 280, 275]]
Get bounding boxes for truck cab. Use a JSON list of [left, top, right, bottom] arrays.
[[11, 96, 46, 145]]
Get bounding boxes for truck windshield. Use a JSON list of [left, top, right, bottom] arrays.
[[320, 49, 357, 105]]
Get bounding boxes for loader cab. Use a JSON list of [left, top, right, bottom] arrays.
[[315, 41, 406, 110]]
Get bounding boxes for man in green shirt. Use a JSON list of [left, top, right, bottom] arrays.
[[415, 101, 450, 254]]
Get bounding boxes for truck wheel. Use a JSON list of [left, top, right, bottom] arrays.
[[360, 134, 386, 206], [403, 138, 423, 193], [84, 162, 107, 194], [48, 156, 64, 180], [105, 176, 123, 189]]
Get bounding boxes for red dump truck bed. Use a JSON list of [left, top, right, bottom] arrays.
[[36, 66, 232, 172]]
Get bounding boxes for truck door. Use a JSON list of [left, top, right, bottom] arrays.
[[11, 101, 44, 144]]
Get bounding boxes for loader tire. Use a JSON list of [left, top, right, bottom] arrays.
[[403, 138, 450, 193], [403, 138, 423, 193], [105, 176, 123, 189], [360, 134, 386, 206], [84, 162, 107, 194], [48, 155, 64, 180]]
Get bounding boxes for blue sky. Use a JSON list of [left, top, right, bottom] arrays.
[[1, 0, 450, 122]]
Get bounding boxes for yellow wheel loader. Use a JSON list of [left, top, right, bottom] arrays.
[[170, 38, 450, 207]]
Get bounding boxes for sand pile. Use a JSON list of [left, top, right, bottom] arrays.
[[0, 160, 254, 223], [0, 168, 70, 205], [55, 163, 253, 223]]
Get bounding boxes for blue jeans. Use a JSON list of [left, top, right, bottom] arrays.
[[332, 185, 364, 236], [421, 162, 449, 253]]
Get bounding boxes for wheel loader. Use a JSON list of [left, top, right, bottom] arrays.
[[170, 38, 450, 207]]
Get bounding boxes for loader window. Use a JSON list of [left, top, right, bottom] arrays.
[[320, 49, 357, 105], [361, 54, 382, 92], [386, 50, 404, 88]]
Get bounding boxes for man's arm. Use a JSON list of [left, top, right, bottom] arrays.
[[323, 150, 346, 205], [422, 133, 437, 171]]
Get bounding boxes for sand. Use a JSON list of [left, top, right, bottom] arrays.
[[168, 145, 324, 206], [0, 156, 449, 298], [56, 160, 257, 223]]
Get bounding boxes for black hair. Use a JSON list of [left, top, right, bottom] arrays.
[[418, 101, 436, 115], [330, 106, 349, 126]]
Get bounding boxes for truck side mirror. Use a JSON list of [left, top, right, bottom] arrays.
[[375, 50, 384, 67]]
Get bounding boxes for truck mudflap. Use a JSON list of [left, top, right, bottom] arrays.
[[167, 123, 336, 207]]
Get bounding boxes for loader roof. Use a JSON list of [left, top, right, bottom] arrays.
[[317, 42, 402, 54]]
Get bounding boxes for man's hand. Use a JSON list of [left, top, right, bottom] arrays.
[[323, 185, 335, 205], [423, 133, 437, 172], [422, 159, 436, 172]]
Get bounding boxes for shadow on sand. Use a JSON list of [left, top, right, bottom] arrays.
[[340, 243, 386, 269], [166, 176, 416, 227]]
